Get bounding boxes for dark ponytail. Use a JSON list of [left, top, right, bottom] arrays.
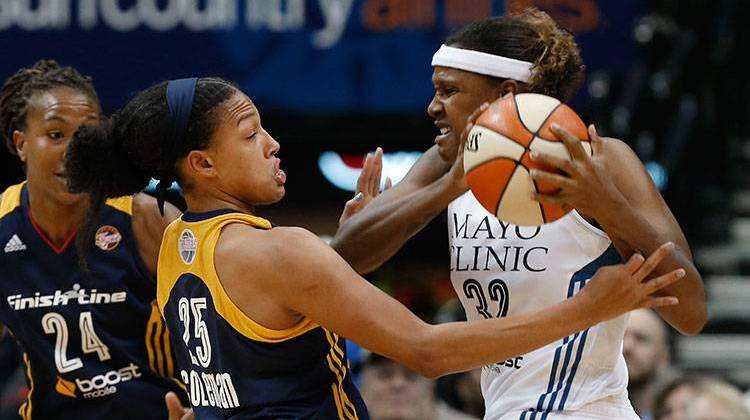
[[65, 77, 236, 264]]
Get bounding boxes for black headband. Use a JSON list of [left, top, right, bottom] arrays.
[[156, 77, 198, 215]]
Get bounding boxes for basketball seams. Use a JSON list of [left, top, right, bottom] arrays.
[[533, 102, 563, 140], [464, 93, 586, 226], [512, 94, 539, 139], [516, 155, 548, 223], [465, 156, 518, 177], [492, 162, 519, 218]]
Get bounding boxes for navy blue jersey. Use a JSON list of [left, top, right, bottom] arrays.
[[158, 209, 368, 419], [0, 183, 185, 419]]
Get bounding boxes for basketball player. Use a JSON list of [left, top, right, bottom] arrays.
[[332, 9, 707, 419], [0, 61, 186, 419], [63, 76, 683, 419]]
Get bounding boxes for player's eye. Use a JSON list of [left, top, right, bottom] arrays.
[[246, 132, 257, 141], [47, 130, 65, 140]]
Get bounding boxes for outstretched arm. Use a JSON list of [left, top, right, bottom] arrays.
[[532, 124, 706, 335], [332, 105, 489, 273], [228, 226, 683, 378], [330, 145, 462, 273]]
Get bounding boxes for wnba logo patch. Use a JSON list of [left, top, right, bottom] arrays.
[[179, 229, 198, 264], [94, 225, 122, 251]]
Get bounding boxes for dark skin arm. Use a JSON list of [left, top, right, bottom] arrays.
[[131, 193, 181, 278], [331, 105, 489, 274], [531, 124, 707, 335], [330, 145, 459, 273]]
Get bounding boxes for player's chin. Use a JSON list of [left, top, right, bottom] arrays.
[[56, 188, 85, 206], [264, 187, 285, 204]]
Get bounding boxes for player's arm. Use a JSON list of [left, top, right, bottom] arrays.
[[531, 125, 706, 336], [232, 226, 682, 378], [331, 144, 464, 274], [131, 193, 182, 278]]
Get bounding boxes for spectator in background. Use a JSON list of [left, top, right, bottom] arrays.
[[624, 309, 674, 419], [359, 352, 479, 420], [434, 298, 484, 418], [654, 375, 750, 420]]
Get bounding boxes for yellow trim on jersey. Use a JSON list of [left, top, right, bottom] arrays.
[[323, 329, 358, 420], [157, 212, 319, 343], [19, 352, 33, 420], [145, 300, 176, 378], [0, 182, 25, 219], [105, 195, 133, 215]]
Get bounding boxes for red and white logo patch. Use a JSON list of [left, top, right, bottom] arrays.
[[94, 226, 122, 251]]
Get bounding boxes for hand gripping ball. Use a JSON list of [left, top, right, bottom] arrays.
[[463, 93, 591, 226]]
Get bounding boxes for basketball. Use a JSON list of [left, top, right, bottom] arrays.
[[463, 93, 591, 226]]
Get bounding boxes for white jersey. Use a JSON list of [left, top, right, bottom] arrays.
[[447, 191, 635, 420]]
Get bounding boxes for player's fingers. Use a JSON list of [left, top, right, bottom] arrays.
[[642, 296, 680, 309], [384, 176, 393, 191], [356, 154, 372, 193], [467, 102, 489, 125], [339, 193, 364, 225], [371, 147, 383, 196], [530, 169, 575, 189], [632, 242, 675, 280], [589, 125, 604, 156], [165, 392, 186, 420], [642, 268, 685, 295], [623, 253, 645, 273], [461, 102, 490, 144], [532, 191, 567, 205], [551, 123, 589, 163], [529, 151, 576, 175]]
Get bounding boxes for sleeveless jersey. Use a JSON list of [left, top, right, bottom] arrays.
[[157, 209, 368, 419], [0, 183, 185, 420], [447, 191, 632, 420]]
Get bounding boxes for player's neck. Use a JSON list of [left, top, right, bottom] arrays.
[[184, 192, 256, 217], [26, 186, 87, 247]]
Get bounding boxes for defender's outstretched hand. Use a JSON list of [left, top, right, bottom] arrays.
[[579, 242, 685, 325], [339, 147, 392, 225]]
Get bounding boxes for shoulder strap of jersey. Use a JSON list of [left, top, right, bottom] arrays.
[[157, 212, 318, 343], [0, 182, 26, 219]]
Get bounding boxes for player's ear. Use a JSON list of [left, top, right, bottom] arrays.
[[13, 130, 27, 163], [498, 80, 520, 98], [185, 150, 216, 179]]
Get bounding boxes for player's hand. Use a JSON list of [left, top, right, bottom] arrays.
[[529, 124, 624, 220], [165, 391, 194, 420], [448, 102, 489, 190], [577, 242, 684, 325], [339, 147, 392, 226]]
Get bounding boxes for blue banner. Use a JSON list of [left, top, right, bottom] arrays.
[[0, 0, 642, 113]]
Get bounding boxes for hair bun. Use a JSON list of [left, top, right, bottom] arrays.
[[65, 118, 151, 198]]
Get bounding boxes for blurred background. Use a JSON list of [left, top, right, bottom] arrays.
[[1, 0, 749, 419]]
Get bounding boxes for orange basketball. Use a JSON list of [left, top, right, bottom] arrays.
[[463, 93, 591, 226]]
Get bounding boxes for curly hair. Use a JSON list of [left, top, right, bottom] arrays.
[[445, 9, 585, 102], [0, 60, 99, 156]]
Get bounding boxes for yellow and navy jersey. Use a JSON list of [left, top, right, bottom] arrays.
[[158, 209, 368, 420], [0, 183, 186, 420]]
